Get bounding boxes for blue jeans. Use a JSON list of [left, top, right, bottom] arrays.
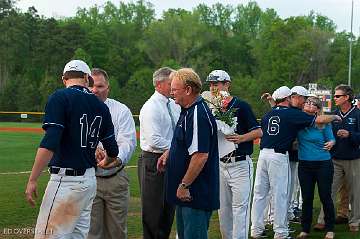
[[176, 206, 212, 239]]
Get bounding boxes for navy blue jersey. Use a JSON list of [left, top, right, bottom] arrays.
[[289, 107, 301, 162], [331, 106, 360, 160], [260, 106, 316, 153], [228, 97, 261, 156], [42, 85, 118, 170], [166, 96, 219, 211]]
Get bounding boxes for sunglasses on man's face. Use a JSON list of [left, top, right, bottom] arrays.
[[334, 95, 346, 99]]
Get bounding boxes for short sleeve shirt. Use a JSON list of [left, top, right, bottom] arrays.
[[229, 97, 261, 156], [260, 106, 316, 153], [43, 85, 115, 169], [165, 97, 220, 211]]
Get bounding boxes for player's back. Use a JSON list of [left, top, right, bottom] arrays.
[[43, 85, 114, 170], [260, 106, 315, 153]]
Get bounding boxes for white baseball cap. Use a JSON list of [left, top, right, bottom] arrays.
[[291, 86, 309, 97], [206, 70, 231, 82], [63, 59, 91, 75], [272, 86, 292, 100]]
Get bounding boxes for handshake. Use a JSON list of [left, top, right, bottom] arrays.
[[96, 147, 121, 169]]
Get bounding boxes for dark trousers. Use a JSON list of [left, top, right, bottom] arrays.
[[298, 160, 335, 233], [138, 151, 175, 239]]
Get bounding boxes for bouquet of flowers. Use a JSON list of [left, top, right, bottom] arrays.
[[203, 89, 238, 158], [204, 89, 237, 135]]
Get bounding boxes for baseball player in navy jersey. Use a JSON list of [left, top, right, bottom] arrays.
[[250, 86, 341, 239], [205, 70, 262, 239], [287, 86, 308, 222], [25, 60, 119, 239], [261, 86, 308, 225]]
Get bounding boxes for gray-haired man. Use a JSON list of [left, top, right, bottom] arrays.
[[138, 67, 180, 239]]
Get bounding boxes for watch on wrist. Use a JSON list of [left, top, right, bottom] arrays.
[[179, 182, 189, 189]]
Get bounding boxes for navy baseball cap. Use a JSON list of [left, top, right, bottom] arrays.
[[206, 70, 231, 82]]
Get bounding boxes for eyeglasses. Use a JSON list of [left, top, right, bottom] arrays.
[[334, 94, 346, 99], [171, 87, 187, 93], [305, 101, 318, 107]]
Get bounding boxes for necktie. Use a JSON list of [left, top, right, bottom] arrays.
[[167, 99, 176, 131]]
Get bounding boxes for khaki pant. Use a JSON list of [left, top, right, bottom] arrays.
[[337, 180, 349, 218], [317, 158, 360, 227], [88, 169, 130, 239]]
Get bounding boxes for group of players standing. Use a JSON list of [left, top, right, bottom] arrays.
[[23, 59, 360, 239]]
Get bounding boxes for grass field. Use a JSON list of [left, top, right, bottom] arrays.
[[0, 122, 358, 239]]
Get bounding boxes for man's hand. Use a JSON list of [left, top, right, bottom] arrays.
[[25, 148, 53, 207], [260, 92, 276, 107], [176, 186, 192, 202], [25, 180, 38, 207], [337, 129, 349, 138], [157, 150, 169, 172], [95, 147, 106, 164], [333, 115, 342, 123], [97, 156, 120, 169], [225, 133, 244, 144], [324, 141, 335, 151], [261, 92, 272, 101]]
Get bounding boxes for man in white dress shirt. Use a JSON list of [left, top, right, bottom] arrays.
[[88, 68, 137, 239], [138, 67, 180, 239]]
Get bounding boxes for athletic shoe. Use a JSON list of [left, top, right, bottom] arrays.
[[313, 223, 325, 231], [324, 231, 335, 239], [251, 231, 268, 238], [296, 232, 308, 239], [349, 225, 359, 232]]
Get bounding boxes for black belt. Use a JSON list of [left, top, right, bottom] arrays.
[[96, 165, 125, 178], [49, 167, 86, 176], [274, 148, 287, 155], [141, 150, 163, 158], [220, 151, 247, 163]]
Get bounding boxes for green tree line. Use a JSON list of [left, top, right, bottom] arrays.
[[0, 0, 359, 116]]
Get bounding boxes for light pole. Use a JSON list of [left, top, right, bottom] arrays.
[[348, 0, 354, 86]]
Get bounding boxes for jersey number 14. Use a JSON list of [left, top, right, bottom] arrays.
[[80, 114, 103, 148]]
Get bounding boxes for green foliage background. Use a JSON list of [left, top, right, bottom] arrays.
[[0, 0, 359, 116]]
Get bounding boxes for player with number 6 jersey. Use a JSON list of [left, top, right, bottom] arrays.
[[251, 86, 341, 239], [25, 59, 119, 239]]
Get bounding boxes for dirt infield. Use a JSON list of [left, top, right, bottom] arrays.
[[0, 127, 44, 133]]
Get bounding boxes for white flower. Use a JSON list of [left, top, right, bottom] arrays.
[[219, 91, 230, 98]]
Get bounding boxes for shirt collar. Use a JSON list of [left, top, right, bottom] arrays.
[[153, 90, 169, 103], [69, 85, 92, 94], [273, 105, 289, 110], [181, 96, 203, 111]]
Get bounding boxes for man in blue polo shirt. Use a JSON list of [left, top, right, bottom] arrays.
[[25, 60, 119, 239], [315, 84, 360, 233], [251, 86, 341, 239], [160, 68, 219, 239]]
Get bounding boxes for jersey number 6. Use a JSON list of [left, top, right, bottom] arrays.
[[267, 116, 280, 135], [80, 114, 103, 148]]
